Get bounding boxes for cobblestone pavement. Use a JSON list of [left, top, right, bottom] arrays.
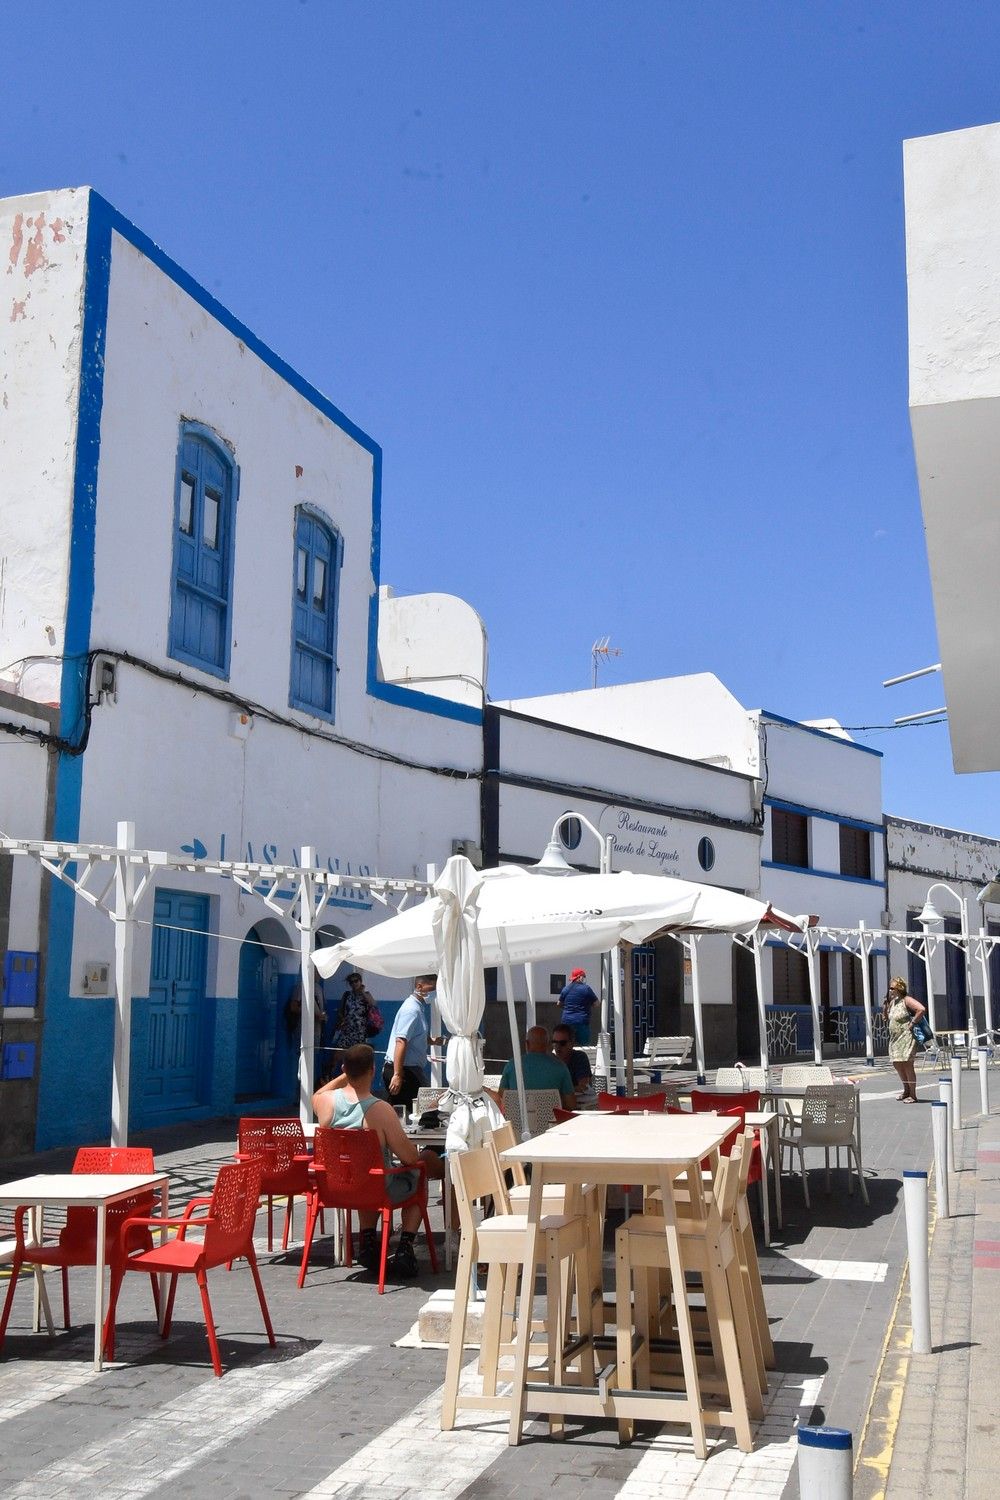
[[856, 1065, 1000, 1500], [0, 1063, 945, 1499]]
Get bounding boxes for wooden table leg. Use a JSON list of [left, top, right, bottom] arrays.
[[658, 1165, 707, 1460], [507, 1166, 545, 1446]]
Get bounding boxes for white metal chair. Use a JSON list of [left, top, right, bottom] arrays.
[[778, 1064, 833, 1127], [501, 1088, 561, 1139], [715, 1067, 769, 1091], [415, 1086, 448, 1115], [483, 1073, 503, 1091], [779, 1084, 868, 1206]]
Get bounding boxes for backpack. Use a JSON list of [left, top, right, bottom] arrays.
[[365, 999, 384, 1037]]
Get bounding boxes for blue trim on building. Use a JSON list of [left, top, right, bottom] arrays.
[[39, 195, 114, 1147], [764, 796, 883, 834], [761, 708, 882, 757], [762, 860, 886, 888]]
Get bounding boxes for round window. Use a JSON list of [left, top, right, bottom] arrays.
[[559, 816, 583, 851], [697, 836, 715, 872]]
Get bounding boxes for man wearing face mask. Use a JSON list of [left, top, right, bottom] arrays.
[[382, 974, 442, 1111]]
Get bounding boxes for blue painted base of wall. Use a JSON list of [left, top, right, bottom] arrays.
[[34, 990, 417, 1150]]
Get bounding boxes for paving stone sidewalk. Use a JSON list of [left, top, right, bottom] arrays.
[[855, 1065, 1000, 1500], [0, 1067, 940, 1500]]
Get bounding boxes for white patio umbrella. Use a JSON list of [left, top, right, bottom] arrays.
[[315, 863, 801, 977], [430, 856, 505, 1149], [314, 859, 805, 1107]]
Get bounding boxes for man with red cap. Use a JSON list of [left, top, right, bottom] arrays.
[[558, 967, 600, 1045]]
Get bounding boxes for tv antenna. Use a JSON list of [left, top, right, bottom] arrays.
[[591, 636, 622, 688]]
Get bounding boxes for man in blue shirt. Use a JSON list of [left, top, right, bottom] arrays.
[[382, 974, 439, 1110], [552, 1024, 595, 1102], [500, 1026, 575, 1109], [558, 968, 600, 1044]]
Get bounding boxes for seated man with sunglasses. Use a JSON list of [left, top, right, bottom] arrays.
[[551, 1024, 595, 1104]]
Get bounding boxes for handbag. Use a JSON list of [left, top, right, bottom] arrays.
[[912, 1015, 933, 1048]]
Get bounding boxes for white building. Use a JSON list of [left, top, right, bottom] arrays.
[[502, 674, 888, 1059], [885, 815, 1000, 1036], [0, 187, 484, 1151], [905, 121, 1000, 772]]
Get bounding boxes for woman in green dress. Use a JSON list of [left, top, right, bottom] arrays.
[[883, 976, 926, 1102]]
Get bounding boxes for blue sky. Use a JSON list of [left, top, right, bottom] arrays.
[[5, 2, 1000, 835]]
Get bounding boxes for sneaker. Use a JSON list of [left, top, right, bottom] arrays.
[[390, 1238, 419, 1278]]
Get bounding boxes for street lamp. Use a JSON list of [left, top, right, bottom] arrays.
[[917, 882, 971, 1040], [532, 811, 614, 877]]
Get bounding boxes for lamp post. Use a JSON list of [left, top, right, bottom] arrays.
[[917, 882, 972, 1045], [533, 811, 620, 1087]]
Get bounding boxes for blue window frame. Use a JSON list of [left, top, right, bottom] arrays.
[[168, 424, 237, 677], [290, 507, 342, 720]]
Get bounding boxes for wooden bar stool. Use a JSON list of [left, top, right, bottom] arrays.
[[490, 1123, 606, 1337], [614, 1138, 758, 1452], [441, 1144, 595, 1434]]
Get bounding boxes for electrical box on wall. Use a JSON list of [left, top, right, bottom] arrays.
[[2, 952, 39, 1008], [2, 1043, 36, 1081], [81, 962, 110, 996]]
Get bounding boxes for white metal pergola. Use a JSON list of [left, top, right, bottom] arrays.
[[1, 823, 430, 1143], [7, 822, 999, 1140]]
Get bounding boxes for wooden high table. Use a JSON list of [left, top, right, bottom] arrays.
[[501, 1112, 736, 1454]]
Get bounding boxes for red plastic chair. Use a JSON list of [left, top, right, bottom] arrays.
[[0, 1146, 159, 1348], [102, 1159, 275, 1377], [596, 1092, 667, 1114], [237, 1117, 312, 1250], [690, 1094, 765, 1212], [298, 1127, 438, 1295], [552, 1107, 579, 1123]]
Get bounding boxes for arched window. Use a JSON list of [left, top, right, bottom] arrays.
[[168, 423, 237, 677], [290, 507, 343, 720]]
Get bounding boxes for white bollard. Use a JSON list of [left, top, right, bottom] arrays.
[[950, 1055, 962, 1129], [979, 1050, 990, 1116], [904, 1170, 932, 1355], [931, 1101, 950, 1219], [939, 1077, 955, 1172], [797, 1426, 853, 1498]]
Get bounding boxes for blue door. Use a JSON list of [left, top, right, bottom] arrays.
[[235, 926, 279, 1097], [146, 890, 208, 1112], [632, 945, 657, 1054], [290, 510, 341, 717]]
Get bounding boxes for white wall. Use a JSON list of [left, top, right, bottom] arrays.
[[492, 709, 761, 1008], [0, 189, 88, 703], [758, 714, 883, 825], [502, 674, 759, 774], [0, 702, 53, 950], [377, 587, 487, 710], [905, 124, 1000, 771]]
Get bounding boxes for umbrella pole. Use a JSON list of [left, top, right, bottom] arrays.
[[498, 931, 529, 1138], [859, 922, 875, 1067], [752, 931, 769, 1072], [611, 944, 627, 1095], [689, 936, 707, 1084], [805, 933, 823, 1065]]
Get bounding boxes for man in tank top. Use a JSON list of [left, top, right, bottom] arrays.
[[312, 1043, 445, 1277]]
